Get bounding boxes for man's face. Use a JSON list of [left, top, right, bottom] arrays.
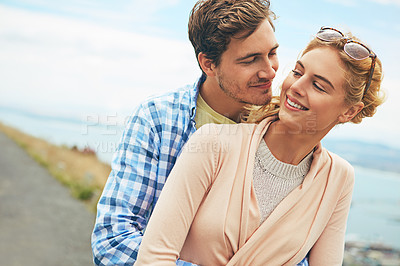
[[213, 19, 279, 106]]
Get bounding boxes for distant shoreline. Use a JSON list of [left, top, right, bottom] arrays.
[[353, 165, 400, 178], [322, 138, 400, 174]]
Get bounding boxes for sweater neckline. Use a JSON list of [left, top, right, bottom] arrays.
[[255, 140, 313, 180]]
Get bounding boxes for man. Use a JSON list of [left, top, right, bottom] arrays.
[[92, 0, 278, 264]]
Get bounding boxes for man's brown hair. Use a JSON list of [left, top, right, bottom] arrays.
[[188, 0, 276, 72]]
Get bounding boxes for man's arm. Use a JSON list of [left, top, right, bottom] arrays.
[[91, 105, 161, 265]]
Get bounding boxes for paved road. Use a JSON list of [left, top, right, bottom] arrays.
[[0, 131, 96, 266]]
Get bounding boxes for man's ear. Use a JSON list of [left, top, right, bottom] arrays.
[[338, 102, 364, 123], [198, 52, 216, 76]]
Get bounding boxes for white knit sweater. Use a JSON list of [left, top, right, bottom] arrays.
[[253, 140, 313, 224]]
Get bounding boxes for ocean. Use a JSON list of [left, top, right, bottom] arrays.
[[1, 107, 399, 249], [346, 167, 400, 249]]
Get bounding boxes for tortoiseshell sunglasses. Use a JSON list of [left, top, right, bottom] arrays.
[[316, 26, 377, 94]]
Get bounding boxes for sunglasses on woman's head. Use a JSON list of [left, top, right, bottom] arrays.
[[316, 27, 376, 95]]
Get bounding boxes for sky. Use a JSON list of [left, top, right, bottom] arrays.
[[0, 0, 399, 147]]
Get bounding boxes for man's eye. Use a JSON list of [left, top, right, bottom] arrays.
[[242, 57, 256, 64]]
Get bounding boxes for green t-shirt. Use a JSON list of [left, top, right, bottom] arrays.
[[194, 93, 236, 129]]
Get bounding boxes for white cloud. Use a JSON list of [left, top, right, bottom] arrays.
[[6, 0, 181, 24], [0, 4, 201, 117]]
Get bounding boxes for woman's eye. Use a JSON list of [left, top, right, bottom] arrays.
[[313, 82, 326, 92], [292, 70, 302, 77]]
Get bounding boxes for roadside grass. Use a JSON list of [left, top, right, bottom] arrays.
[[0, 122, 110, 212]]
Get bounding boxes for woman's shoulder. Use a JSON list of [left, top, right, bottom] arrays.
[[326, 149, 353, 168], [196, 116, 274, 137], [190, 123, 262, 157], [195, 123, 260, 140], [322, 147, 355, 182]]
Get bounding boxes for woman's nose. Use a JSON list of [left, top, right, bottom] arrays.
[[290, 77, 307, 96]]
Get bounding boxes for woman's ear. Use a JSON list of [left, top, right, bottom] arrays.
[[198, 52, 216, 77], [338, 102, 364, 123]]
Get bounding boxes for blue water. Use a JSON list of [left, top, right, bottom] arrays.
[[346, 167, 400, 249], [0, 107, 124, 163], [1, 107, 399, 249]]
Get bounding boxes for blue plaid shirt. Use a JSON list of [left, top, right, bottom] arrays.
[[91, 75, 309, 266]]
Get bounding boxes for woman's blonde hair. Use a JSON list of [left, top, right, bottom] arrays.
[[245, 31, 385, 124]]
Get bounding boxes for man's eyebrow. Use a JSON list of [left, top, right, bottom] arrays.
[[296, 60, 335, 90], [236, 52, 261, 62], [271, 43, 279, 51], [236, 44, 279, 62]]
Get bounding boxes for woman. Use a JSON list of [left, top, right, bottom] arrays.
[[136, 27, 384, 265]]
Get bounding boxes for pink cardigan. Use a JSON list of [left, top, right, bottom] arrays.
[[136, 118, 354, 265]]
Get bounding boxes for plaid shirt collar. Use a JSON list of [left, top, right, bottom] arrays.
[[189, 73, 206, 120]]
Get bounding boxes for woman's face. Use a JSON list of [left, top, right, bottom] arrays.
[[279, 47, 353, 135]]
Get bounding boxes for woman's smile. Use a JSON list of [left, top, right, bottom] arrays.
[[285, 96, 308, 111]]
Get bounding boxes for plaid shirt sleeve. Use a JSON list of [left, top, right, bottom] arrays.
[[91, 103, 161, 265]]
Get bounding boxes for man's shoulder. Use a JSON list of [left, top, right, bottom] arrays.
[[140, 81, 198, 110], [126, 79, 200, 128]]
